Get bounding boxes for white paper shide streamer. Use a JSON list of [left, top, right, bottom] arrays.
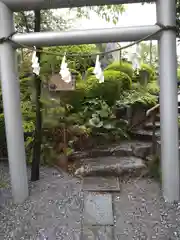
[[93, 55, 104, 83], [129, 44, 141, 72], [59, 55, 72, 83], [31, 46, 40, 76]]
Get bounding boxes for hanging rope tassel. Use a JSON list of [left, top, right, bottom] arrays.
[[93, 55, 104, 83], [59, 54, 72, 83], [31, 46, 40, 76], [129, 44, 141, 73]]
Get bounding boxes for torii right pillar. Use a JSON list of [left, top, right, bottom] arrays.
[[156, 0, 180, 202]]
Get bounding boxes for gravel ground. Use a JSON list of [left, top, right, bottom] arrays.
[[114, 179, 180, 240], [1, 162, 180, 240], [0, 163, 83, 240]]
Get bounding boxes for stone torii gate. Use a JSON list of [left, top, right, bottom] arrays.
[[0, 0, 179, 203]]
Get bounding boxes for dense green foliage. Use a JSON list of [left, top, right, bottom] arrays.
[[0, 36, 158, 164], [85, 70, 132, 105], [81, 98, 128, 140], [0, 6, 165, 178], [116, 88, 158, 108]]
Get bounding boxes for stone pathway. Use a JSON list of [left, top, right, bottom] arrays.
[[1, 163, 180, 239]]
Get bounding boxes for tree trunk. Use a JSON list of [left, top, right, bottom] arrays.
[[149, 40, 152, 66], [31, 10, 42, 181]]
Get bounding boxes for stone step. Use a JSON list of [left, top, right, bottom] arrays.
[[143, 121, 160, 130], [71, 141, 152, 160], [155, 114, 160, 121], [130, 129, 160, 141], [75, 156, 146, 178]]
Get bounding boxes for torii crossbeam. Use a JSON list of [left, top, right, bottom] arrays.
[[0, 0, 179, 203], [0, 0, 155, 11]]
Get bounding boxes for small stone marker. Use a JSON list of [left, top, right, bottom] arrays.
[[84, 193, 114, 225]]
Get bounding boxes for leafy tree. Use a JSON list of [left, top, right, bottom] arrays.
[[14, 10, 73, 32], [177, 0, 180, 37], [139, 42, 158, 67], [14, 5, 125, 33], [40, 45, 96, 76], [75, 5, 125, 25]]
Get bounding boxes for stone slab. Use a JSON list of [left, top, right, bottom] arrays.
[[86, 156, 145, 172], [75, 156, 146, 177], [133, 129, 161, 137], [145, 121, 160, 129], [83, 176, 120, 192], [82, 226, 113, 240], [83, 193, 114, 225]]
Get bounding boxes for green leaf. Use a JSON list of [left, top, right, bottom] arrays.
[[64, 147, 74, 156], [95, 121, 103, 128], [99, 109, 109, 118], [103, 124, 114, 129]]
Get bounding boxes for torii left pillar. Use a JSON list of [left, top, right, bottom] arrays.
[[0, 1, 29, 203]]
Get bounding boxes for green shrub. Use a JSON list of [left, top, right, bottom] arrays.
[[59, 69, 132, 109], [105, 61, 133, 78], [146, 81, 159, 95], [86, 70, 132, 106], [177, 68, 180, 81], [104, 70, 132, 90]]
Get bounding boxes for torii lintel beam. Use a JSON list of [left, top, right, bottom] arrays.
[[12, 25, 160, 48], [1, 0, 155, 11]]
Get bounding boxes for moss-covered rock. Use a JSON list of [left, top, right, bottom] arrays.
[[140, 64, 156, 81], [105, 61, 133, 78], [85, 67, 95, 79]]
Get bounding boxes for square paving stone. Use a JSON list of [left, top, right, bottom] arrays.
[[82, 226, 113, 240], [83, 176, 120, 192], [83, 193, 114, 225]]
